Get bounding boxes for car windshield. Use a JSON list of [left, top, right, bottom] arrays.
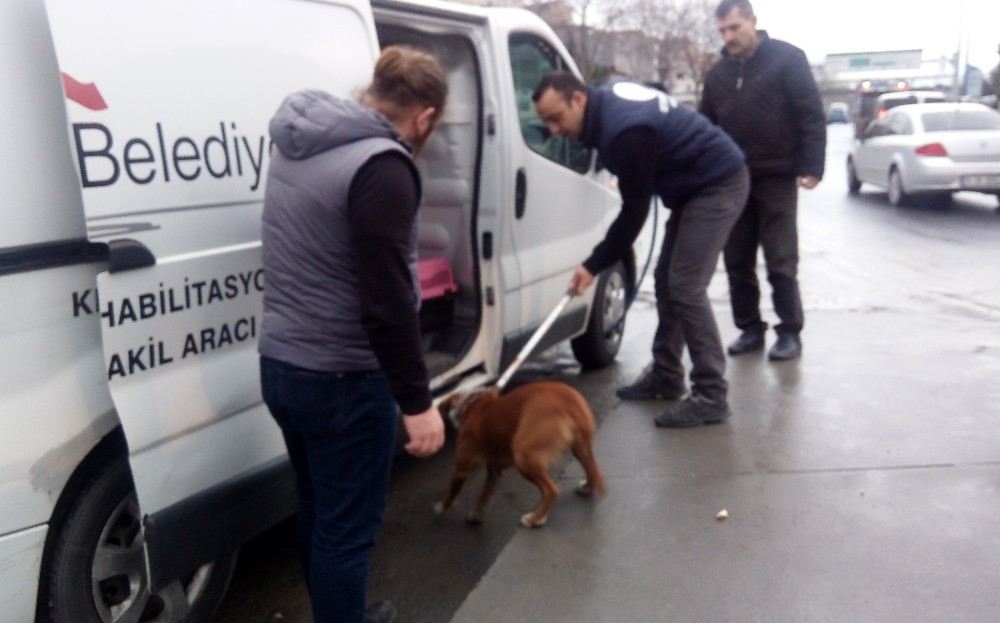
[[922, 109, 1000, 132]]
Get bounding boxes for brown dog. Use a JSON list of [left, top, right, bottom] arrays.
[[434, 381, 604, 528]]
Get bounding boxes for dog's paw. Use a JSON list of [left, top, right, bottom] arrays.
[[465, 511, 483, 525], [520, 513, 547, 528], [433, 501, 446, 516], [574, 479, 593, 498]]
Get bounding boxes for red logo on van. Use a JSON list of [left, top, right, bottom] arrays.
[[61, 73, 107, 111]]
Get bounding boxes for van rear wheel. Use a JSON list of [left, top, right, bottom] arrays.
[[40, 458, 237, 623], [572, 261, 627, 369]]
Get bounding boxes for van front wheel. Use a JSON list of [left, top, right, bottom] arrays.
[[572, 261, 627, 369], [40, 458, 237, 623]]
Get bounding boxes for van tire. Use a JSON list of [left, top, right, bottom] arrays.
[[572, 261, 627, 369], [40, 458, 237, 623]]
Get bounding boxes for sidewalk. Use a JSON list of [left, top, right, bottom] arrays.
[[450, 304, 1000, 622]]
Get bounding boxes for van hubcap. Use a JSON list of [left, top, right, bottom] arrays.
[[602, 272, 626, 349], [92, 494, 213, 623]]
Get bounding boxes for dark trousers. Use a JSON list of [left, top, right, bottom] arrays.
[[723, 175, 804, 336], [260, 357, 398, 623], [652, 167, 750, 402]]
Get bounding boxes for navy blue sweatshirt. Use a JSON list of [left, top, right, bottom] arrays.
[[579, 83, 745, 274]]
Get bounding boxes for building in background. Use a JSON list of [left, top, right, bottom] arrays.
[[815, 49, 966, 120]]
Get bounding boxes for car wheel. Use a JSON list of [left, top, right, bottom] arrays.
[[847, 158, 862, 195], [571, 261, 627, 369], [888, 167, 910, 207], [40, 458, 238, 623]]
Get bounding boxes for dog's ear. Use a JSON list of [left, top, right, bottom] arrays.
[[438, 392, 459, 416], [437, 392, 464, 427]]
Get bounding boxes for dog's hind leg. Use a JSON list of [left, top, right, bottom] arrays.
[[571, 436, 605, 498], [467, 466, 503, 525], [515, 453, 559, 528], [435, 459, 476, 516]]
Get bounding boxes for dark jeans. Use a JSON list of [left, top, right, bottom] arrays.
[[651, 166, 750, 402], [260, 356, 398, 623], [723, 175, 804, 337]]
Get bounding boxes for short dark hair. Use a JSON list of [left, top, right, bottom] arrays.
[[715, 0, 754, 19], [532, 71, 585, 103]]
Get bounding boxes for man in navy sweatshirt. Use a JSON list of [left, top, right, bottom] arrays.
[[534, 72, 749, 428]]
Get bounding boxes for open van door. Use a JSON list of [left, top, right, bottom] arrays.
[[500, 27, 622, 362], [44, 0, 382, 587]]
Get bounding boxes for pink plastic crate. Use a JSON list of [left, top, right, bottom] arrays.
[[418, 257, 458, 301]]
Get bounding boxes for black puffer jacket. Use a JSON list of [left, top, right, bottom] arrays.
[[700, 31, 826, 179]]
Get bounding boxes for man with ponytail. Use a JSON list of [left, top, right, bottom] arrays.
[[259, 46, 448, 623]]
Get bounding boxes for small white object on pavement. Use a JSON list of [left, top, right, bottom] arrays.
[[716, 509, 729, 521]]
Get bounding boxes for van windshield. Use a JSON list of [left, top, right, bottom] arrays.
[[922, 110, 1000, 132]]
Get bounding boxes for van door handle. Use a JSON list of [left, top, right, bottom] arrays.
[[514, 168, 527, 220], [107, 238, 157, 273]]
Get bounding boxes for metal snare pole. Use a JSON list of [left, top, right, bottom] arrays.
[[495, 288, 576, 392]]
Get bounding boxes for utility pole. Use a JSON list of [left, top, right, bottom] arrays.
[[951, 0, 964, 99], [996, 44, 1000, 109]]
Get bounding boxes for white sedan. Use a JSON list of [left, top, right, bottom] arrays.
[[847, 102, 1000, 206]]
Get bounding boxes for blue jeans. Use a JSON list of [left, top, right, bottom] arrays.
[[260, 356, 398, 623]]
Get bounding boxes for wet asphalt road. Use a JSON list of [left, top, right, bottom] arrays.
[[212, 124, 1000, 623]]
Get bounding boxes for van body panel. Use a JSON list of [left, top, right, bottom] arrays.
[[0, 0, 86, 250], [0, 263, 116, 535], [0, 525, 48, 622], [43, 0, 383, 521]]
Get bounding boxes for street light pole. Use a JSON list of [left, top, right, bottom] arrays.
[[996, 44, 1000, 110], [951, 0, 964, 99]]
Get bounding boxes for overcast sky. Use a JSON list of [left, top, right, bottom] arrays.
[[744, 0, 1000, 70]]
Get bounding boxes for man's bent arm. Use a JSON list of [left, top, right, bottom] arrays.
[[582, 126, 657, 275]]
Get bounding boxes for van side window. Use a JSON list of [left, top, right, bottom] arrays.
[[509, 34, 591, 174]]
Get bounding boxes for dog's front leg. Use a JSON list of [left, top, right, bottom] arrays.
[[434, 460, 476, 516], [467, 466, 503, 525]]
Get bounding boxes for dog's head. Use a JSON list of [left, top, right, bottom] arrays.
[[438, 387, 498, 430]]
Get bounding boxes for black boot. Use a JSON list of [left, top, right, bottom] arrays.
[[727, 329, 765, 355], [768, 333, 802, 361], [653, 396, 730, 428], [616, 366, 686, 401], [365, 601, 397, 623]]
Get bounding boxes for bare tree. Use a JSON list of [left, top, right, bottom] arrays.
[[630, 0, 721, 101], [522, 0, 628, 81]]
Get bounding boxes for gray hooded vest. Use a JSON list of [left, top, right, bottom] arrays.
[[259, 90, 420, 371]]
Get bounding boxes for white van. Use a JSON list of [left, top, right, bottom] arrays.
[[1, 0, 644, 620]]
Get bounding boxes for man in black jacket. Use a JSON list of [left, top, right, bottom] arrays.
[[700, 0, 826, 361]]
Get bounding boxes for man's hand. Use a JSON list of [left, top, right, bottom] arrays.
[[798, 175, 820, 190], [403, 406, 445, 458], [569, 265, 595, 295]]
